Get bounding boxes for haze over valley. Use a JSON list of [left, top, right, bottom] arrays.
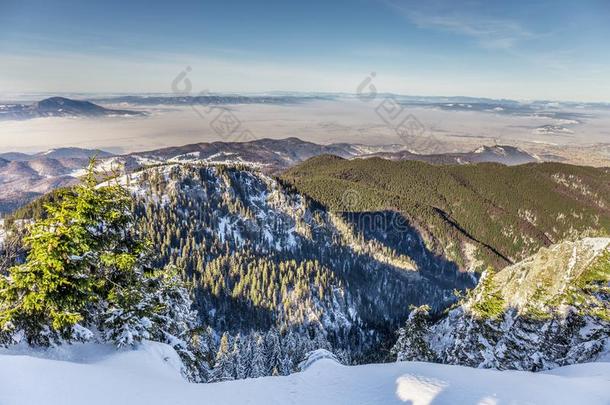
[[1, 95, 609, 167], [1, 1, 609, 404]]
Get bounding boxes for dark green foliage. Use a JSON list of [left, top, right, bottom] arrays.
[[0, 164, 144, 345], [470, 267, 505, 320], [562, 251, 610, 321], [0, 163, 199, 362], [283, 157, 610, 272]]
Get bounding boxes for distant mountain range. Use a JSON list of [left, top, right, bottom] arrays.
[[92, 94, 333, 105], [361, 145, 543, 166], [0, 147, 113, 162], [116, 137, 407, 172], [5, 94, 609, 121], [0, 97, 145, 121], [114, 138, 544, 172], [0, 137, 561, 214], [0, 147, 113, 212], [85, 93, 609, 113]]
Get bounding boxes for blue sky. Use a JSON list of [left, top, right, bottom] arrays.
[[1, 0, 609, 101]]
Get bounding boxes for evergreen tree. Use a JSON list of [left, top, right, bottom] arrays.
[[235, 334, 251, 379], [280, 332, 297, 375], [250, 334, 267, 378], [470, 267, 505, 319], [391, 305, 435, 362], [279, 353, 293, 375], [211, 332, 234, 382], [265, 329, 282, 376], [0, 162, 202, 383], [0, 162, 149, 346], [230, 333, 243, 379], [148, 266, 199, 355]]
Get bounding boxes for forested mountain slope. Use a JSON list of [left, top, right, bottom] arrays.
[[5, 160, 609, 380], [283, 156, 610, 272], [116, 164, 473, 369]]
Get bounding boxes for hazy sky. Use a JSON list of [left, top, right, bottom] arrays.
[[1, 0, 609, 101]]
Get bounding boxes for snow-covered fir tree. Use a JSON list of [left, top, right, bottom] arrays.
[[391, 305, 435, 362], [211, 332, 234, 382], [234, 334, 250, 379], [0, 162, 204, 380], [250, 334, 268, 378], [265, 329, 282, 376], [392, 240, 610, 371]]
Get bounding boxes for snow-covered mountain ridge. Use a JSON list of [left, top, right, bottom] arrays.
[[0, 137, 553, 214], [112, 163, 473, 375], [4, 160, 608, 384], [393, 238, 610, 371]]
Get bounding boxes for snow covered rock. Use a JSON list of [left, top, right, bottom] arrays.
[[393, 238, 610, 371], [298, 349, 340, 371]]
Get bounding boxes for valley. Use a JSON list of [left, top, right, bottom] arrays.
[[2, 154, 608, 384], [2, 2, 610, 403]]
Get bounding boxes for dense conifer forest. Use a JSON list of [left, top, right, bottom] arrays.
[[2, 159, 608, 381], [283, 156, 610, 271]]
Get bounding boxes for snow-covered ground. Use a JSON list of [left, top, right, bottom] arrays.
[[0, 342, 608, 405]]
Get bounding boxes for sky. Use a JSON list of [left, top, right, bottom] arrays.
[[1, 0, 609, 101]]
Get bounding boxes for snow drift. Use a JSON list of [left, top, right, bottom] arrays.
[[0, 341, 608, 405]]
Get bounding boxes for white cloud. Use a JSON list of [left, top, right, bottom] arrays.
[[386, 1, 536, 50]]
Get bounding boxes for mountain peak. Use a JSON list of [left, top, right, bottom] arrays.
[[0, 97, 144, 121], [34, 97, 97, 112]]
